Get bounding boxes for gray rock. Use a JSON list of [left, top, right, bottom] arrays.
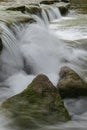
[[57, 66, 87, 98], [2, 74, 70, 129]]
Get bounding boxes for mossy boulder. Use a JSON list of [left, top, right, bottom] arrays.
[[2, 74, 70, 129], [57, 66, 87, 98]]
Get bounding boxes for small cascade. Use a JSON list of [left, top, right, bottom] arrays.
[[46, 8, 55, 21], [19, 22, 87, 79], [41, 9, 49, 24], [0, 23, 24, 81], [19, 23, 68, 75], [0, 21, 87, 83], [0, 9, 87, 130], [41, 7, 62, 22], [51, 7, 62, 19]]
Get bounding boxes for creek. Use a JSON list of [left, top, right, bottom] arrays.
[[0, 5, 87, 130]]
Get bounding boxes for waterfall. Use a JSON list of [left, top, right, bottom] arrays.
[[0, 21, 87, 89], [18, 22, 87, 78], [41, 9, 49, 24], [0, 23, 24, 81], [0, 6, 87, 130], [19, 23, 69, 75], [40, 6, 62, 22], [51, 7, 62, 19]]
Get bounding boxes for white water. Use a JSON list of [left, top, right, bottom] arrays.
[[50, 11, 87, 40], [0, 23, 24, 81], [41, 6, 62, 22], [0, 9, 87, 130]]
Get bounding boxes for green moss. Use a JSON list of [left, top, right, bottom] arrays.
[[2, 74, 70, 129]]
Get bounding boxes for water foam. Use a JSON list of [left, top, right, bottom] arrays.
[[0, 23, 24, 81], [0, 12, 87, 130]]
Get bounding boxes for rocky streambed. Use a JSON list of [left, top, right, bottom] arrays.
[[0, 0, 87, 130]]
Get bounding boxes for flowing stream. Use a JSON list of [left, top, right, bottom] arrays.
[[0, 6, 87, 130]]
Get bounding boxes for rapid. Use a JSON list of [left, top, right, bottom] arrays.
[[0, 6, 87, 130]]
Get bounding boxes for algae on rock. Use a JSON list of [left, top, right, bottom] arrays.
[[2, 74, 70, 129]]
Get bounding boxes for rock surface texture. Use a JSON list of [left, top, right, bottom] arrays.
[[2, 74, 70, 129], [57, 66, 87, 98]]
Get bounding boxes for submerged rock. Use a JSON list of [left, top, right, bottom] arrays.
[[57, 66, 87, 98], [2, 74, 70, 129]]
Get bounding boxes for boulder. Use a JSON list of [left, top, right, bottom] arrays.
[[57, 66, 87, 98], [59, 6, 68, 15], [2, 74, 70, 129]]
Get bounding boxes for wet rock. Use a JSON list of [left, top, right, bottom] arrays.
[[0, 38, 3, 52], [7, 4, 42, 16], [0, 11, 35, 26], [2, 74, 70, 129], [71, 0, 87, 14], [57, 66, 87, 98], [54, 2, 70, 15], [59, 6, 68, 15], [61, 0, 70, 3], [7, 5, 26, 13], [0, 0, 70, 23], [25, 5, 42, 17], [40, 0, 60, 5]]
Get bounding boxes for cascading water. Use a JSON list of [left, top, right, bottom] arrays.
[[0, 6, 87, 130], [41, 9, 49, 24], [49, 7, 62, 19], [0, 23, 24, 81], [19, 22, 87, 80], [41, 6, 62, 22]]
